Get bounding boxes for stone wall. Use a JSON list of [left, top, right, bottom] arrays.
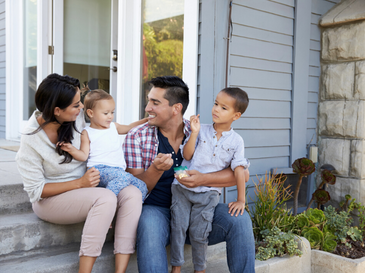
[[319, 18, 365, 206]]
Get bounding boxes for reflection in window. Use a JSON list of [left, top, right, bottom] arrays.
[[140, 0, 184, 118], [64, 0, 111, 97], [23, 0, 37, 119]]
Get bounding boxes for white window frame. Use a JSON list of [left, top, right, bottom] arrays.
[[6, 0, 50, 140]]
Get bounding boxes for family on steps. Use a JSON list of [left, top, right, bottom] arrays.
[[16, 73, 255, 273]]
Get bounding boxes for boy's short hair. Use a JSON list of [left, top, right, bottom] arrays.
[[84, 89, 113, 118], [220, 87, 249, 114], [149, 76, 189, 115]]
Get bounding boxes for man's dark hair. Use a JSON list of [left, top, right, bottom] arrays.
[[220, 87, 249, 113], [149, 76, 189, 115]]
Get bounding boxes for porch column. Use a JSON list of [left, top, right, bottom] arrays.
[[318, 0, 365, 206]]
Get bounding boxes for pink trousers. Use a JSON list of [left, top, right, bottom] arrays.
[[32, 185, 142, 257]]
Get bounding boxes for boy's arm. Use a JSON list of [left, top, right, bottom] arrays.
[[183, 114, 200, 160], [115, 118, 148, 135], [228, 166, 246, 216], [183, 133, 198, 161], [57, 130, 90, 162]]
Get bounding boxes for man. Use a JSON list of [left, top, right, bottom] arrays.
[[124, 76, 255, 273]]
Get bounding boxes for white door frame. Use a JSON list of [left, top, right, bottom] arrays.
[[116, 0, 199, 125], [5, 0, 199, 140]]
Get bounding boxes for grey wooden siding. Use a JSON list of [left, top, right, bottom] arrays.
[[0, 0, 5, 138], [307, 0, 340, 145], [226, 0, 295, 203]]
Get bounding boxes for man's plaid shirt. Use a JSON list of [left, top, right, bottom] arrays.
[[123, 119, 191, 170]]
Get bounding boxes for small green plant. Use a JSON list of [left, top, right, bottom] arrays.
[[249, 172, 294, 241], [339, 195, 365, 239], [293, 208, 338, 252], [292, 158, 315, 215], [255, 227, 303, 261]]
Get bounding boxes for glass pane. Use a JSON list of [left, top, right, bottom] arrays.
[[64, 0, 111, 96], [140, 0, 185, 118], [23, 0, 37, 119]]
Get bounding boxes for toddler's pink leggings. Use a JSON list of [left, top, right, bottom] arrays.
[[32, 185, 142, 256]]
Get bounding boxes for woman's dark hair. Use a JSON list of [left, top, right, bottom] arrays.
[[32, 73, 81, 164]]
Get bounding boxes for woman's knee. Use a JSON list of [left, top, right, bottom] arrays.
[[95, 188, 118, 211], [117, 185, 142, 205]]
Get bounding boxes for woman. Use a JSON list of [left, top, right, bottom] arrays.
[[16, 74, 142, 273]]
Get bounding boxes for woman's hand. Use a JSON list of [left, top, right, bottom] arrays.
[[79, 167, 100, 188]]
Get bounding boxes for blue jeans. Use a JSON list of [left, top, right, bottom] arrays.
[[136, 203, 255, 273]]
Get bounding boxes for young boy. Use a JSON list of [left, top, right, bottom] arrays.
[[58, 89, 148, 199], [170, 87, 250, 273]]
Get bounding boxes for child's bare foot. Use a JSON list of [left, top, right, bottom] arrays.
[[171, 266, 181, 273], [194, 270, 206, 273]]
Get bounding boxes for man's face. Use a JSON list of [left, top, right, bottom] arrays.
[[145, 87, 173, 127]]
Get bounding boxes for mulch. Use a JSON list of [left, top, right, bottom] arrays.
[[333, 239, 365, 259]]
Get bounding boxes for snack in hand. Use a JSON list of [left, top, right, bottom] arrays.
[[174, 166, 190, 179]]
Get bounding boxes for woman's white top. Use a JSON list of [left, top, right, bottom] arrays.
[[15, 110, 86, 203], [84, 122, 126, 169]]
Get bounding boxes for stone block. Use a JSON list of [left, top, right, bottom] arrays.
[[355, 61, 365, 100], [321, 63, 354, 100], [327, 177, 342, 203], [360, 180, 365, 205], [350, 140, 365, 178], [318, 138, 350, 176], [319, 101, 365, 138], [319, 101, 345, 136], [322, 21, 365, 61], [338, 177, 360, 203]]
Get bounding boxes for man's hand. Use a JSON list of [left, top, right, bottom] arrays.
[[152, 153, 173, 171], [175, 169, 204, 188], [228, 200, 245, 217]]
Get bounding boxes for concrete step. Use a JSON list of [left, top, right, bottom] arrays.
[[0, 242, 229, 273], [0, 148, 32, 215], [0, 211, 90, 255]]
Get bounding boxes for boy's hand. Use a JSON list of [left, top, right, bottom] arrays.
[[57, 142, 74, 153], [190, 114, 200, 134], [228, 200, 245, 217]]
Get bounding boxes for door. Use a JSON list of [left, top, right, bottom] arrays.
[[53, 0, 119, 102], [19, 0, 118, 126]]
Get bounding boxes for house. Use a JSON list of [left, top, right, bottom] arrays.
[[1, 0, 342, 210]]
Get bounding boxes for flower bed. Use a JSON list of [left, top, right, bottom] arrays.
[[255, 237, 311, 273]]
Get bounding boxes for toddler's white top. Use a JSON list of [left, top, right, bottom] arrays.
[[84, 122, 126, 169]]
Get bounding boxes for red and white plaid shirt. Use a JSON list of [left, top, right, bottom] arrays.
[[123, 119, 191, 170]]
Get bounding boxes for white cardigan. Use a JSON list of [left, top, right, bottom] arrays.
[[16, 110, 86, 203]]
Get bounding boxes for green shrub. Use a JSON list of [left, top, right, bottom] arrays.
[[255, 227, 303, 261]]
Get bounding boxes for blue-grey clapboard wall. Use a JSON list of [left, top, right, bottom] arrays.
[[197, 0, 340, 204], [0, 0, 5, 139]]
